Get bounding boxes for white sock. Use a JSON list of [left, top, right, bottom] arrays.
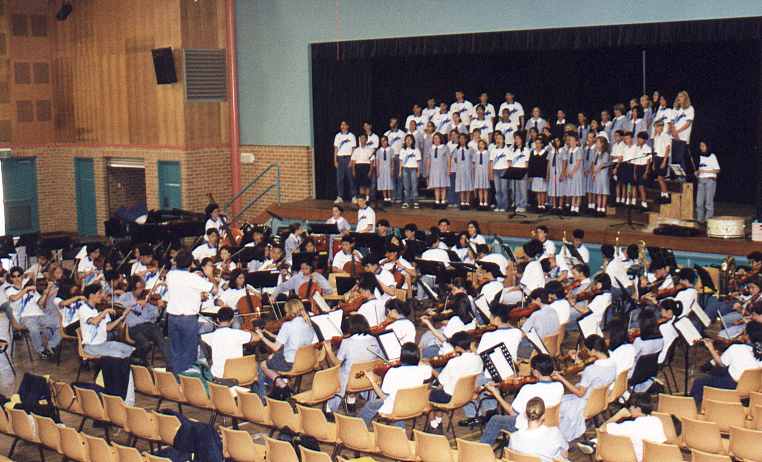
[[346, 395, 356, 404], [430, 416, 442, 428]]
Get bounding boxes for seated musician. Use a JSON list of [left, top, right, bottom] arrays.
[[78, 283, 135, 359], [130, 244, 154, 277], [355, 273, 387, 327], [657, 299, 682, 365], [602, 244, 636, 294], [284, 223, 306, 264], [638, 259, 673, 302], [254, 298, 315, 398], [359, 342, 432, 428], [196, 258, 219, 317], [6, 268, 60, 360], [605, 319, 635, 375], [216, 246, 237, 276], [331, 236, 363, 273], [77, 244, 102, 286], [546, 281, 572, 328], [673, 268, 704, 327], [204, 202, 225, 235], [56, 285, 85, 337], [192, 229, 220, 262], [520, 239, 546, 292], [217, 269, 250, 309], [451, 232, 473, 263], [518, 288, 560, 358], [428, 332, 483, 432], [375, 218, 391, 239], [569, 273, 612, 329], [381, 244, 416, 280], [579, 393, 665, 462], [324, 313, 382, 412], [690, 325, 762, 405], [479, 354, 564, 444], [534, 225, 555, 257], [705, 274, 761, 331], [362, 255, 399, 299], [200, 307, 255, 379], [508, 397, 569, 462], [555, 335, 618, 442], [629, 310, 664, 392], [23, 249, 51, 280], [384, 298, 416, 344], [427, 228, 449, 251], [420, 293, 476, 358], [269, 258, 333, 301], [259, 244, 287, 272], [326, 204, 351, 235], [116, 276, 168, 364]]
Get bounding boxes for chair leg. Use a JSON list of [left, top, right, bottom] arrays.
[[232, 417, 239, 430], [38, 445, 46, 462], [4, 351, 15, 377], [24, 333, 33, 362], [75, 361, 83, 383], [104, 424, 110, 443], [177, 402, 183, 414], [78, 416, 87, 431], [56, 340, 64, 366], [7, 437, 18, 457], [155, 398, 163, 410], [331, 444, 342, 460], [448, 410, 456, 441]]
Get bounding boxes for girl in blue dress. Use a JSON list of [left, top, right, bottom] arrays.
[[565, 134, 585, 215], [453, 133, 474, 210], [473, 139, 491, 210], [375, 136, 394, 205], [546, 137, 564, 211], [582, 131, 596, 212], [592, 136, 611, 216], [427, 132, 450, 209]]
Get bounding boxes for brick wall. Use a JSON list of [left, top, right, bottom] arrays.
[[107, 166, 147, 216]]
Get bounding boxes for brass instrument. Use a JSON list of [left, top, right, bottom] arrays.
[[719, 256, 736, 296], [614, 231, 622, 259], [559, 229, 572, 269]]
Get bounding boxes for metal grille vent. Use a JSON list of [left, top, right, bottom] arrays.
[[183, 48, 226, 102]]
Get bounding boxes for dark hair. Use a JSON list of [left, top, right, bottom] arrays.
[[200, 257, 215, 268], [403, 134, 416, 149], [490, 303, 510, 323], [606, 318, 629, 350], [438, 218, 450, 226], [403, 223, 418, 233], [637, 132, 649, 141], [660, 299, 683, 318], [346, 314, 371, 336], [573, 264, 591, 278], [341, 236, 354, 244], [450, 277, 466, 291], [572, 229, 584, 239], [638, 309, 662, 340], [584, 334, 608, 355], [128, 275, 145, 291], [377, 219, 390, 228], [288, 223, 302, 234], [86, 243, 101, 254], [217, 307, 235, 322], [206, 228, 219, 238], [628, 392, 654, 415], [540, 258, 552, 274], [536, 225, 549, 234], [595, 273, 612, 291], [228, 269, 245, 289], [399, 342, 420, 366], [358, 273, 378, 293], [523, 239, 543, 259], [626, 244, 638, 260], [83, 283, 101, 299], [529, 288, 548, 304], [8, 266, 23, 277], [601, 244, 615, 259], [175, 250, 193, 269], [749, 327, 762, 361], [385, 298, 411, 318], [530, 353, 554, 376], [678, 268, 697, 284], [205, 203, 220, 217], [450, 331, 472, 351], [467, 221, 481, 235], [451, 293, 474, 324], [545, 281, 564, 299]]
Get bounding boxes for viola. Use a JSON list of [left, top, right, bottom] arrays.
[[493, 375, 539, 393], [560, 356, 596, 375], [507, 302, 541, 323], [466, 324, 497, 340], [236, 289, 264, 331], [339, 292, 369, 314], [570, 287, 603, 304], [426, 351, 458, 368], [297, 275, 323, 314], [369, 317, 395, 335], [355, 360, 400, 380]]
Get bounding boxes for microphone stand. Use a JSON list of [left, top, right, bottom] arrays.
[[606, 153, 652, 231]]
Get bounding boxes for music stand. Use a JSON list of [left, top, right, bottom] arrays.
[[479, 343, 515, 382], [450, 261, 477, 279], [245, 271, 280, 290], [335, 275, 357, 295], [502, 167, 529, 219], [445, 250, 462, 263], [350, 232, 385, 256], [476, 260, 503, 279], [440, 232, 458, 248], [415, 258, 451, 286], [307, 223, 340, 235]]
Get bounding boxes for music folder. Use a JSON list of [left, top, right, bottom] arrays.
[[526, 327, 549, 355], [375, 329, 402, 361], [307, 223, 340, 235], [474, 295, 492, 323], [501, 167, 528, 180], [674, 316, 703, 346], [310, 309, 343, 342], [334, 275, 356, 295], [576, 311, 603, 339]]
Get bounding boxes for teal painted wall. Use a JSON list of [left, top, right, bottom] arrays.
[[236, 0, 762, 146]]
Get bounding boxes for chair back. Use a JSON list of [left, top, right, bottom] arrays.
[[643, 440, 683, 462], [0, 408, 11, 435], [209, 383, 244, 418], [653, 411, 680, 445], [33, 414, 62, 453], [373, 421, 417, 461], [544, 403, 560, 427], [114, 443, 149, 462], [543, 332, 560, 357], [307, 365, 341, 402], [345, 360, 382, 393], [221, 427, 262, 462], [456, 438, 497, 462], [222, 355, 258, 386], [683, 417, 726, 454], [702, 386, 741, 407], [335, 413, 377, 453], [154, 411, 181, 446], [414, 429, 455, 462], [101, 394, 128, 429], [728, 425, 762, 462], [9, 409, 39, 443], [239, 391, 272, 426], [131, 365, 160, 396], [296, 404, 336, 443], [386, 384, 430, 420], [75, 328, 95, 360], [691, 449, 732, 462], [735, 368, 762, 396], [299, 446, 333, 462], [505, 448, 542, 462], [265, 435, 299, 462], [703, 399, 746, 433], [608, 369, 628, 404], [628, 352, 659, 387], [60, 426, 89, 462], [595, 429, 638, 462], [154, 370, 187, 402], [286, 344, 319, 376], [752, 404, 762, 430], [266, 397, 301, 433], [145, 456, 174, 462], [84, 434, 118, 462], [51, 380, 83, 414], [658, 393, 698, 420], [583, 385, 608, 419], [75, 386, 108, 421], [125, 405, 160, 441], [179, 375, 214, 409], [448, 374, 479, 408]]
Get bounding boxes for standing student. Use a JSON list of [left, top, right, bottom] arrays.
[[333, 121, 357, 204], [640, 95, 654, 132], [626, 106, 647, 137], [510, 132, 530, 213], [384, 117, 405, 203], [582, 131, 596, 212], [469, 105, 493, 143], [494, 108, 516, 145], [351, 133, 374, 201], [473, 139, 491, 210], [399, 134, 421, 209], [355, 196, 376, 233], [611, 104, 627, 135], [375, 136, 394, 205], [490, 131, 511, 213], [632, 132, 652, 211], [427, 132, 450, 209], [450, 90, 474, 125], [432, 102, 452, 135], [551, 109, 568, 140], [453, 133, 474, 210], [473, 92, 496, 122], [696, 141, 720, 223], [451, 111, 468, 134], [591, 136, 611, 216], [565, 134, 584, 215], [422, 97, 438, 124], [576, 112, 589, 142], [651, 95, 673, 138], [499, 92, 525, 129], [546, 137, 563, 211], [528, 136, 548, 211], [421, 121, 436, 179], [600, 110, 613, 140], [525, 107, 547, 133], [405, 104, 425, 133], [446, 130, 460, 207], [670, 90, 695, 172], [651, 120, 672, 203]]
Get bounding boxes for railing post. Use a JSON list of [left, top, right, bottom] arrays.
[[276, 164, 281, 204]]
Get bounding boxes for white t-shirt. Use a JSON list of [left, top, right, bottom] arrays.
[[720, 344, 762, 382], [606, 415, 666, 462], [404, 114, 426, 133], [364, 133, 380, 151], [130, 261, 148, 276], [469, 118, 493, 141], [510, 146, 530, 168], [672, 106, 694, 142], [356, 206, 376, 233], [166, 270, 214, 316], [477, 328, 523, 379], [541, 240, 556, 258], [490, 145, 511, 170], [334, 132, 357, 156], [389, 318, 416, 345], [5, 286, 44, 318], [622, 144, 638, 163], [450, 100, 474, 124], [379, 364, 432, 415], [611, 141, 625, 162], [422, 107, 439, 124], [549, 299, 572, 325], [521, 260, 546, 293], [698, 154, 720, 179], [652, 132, 672, 158], [276, 316, 314, 363], [512, 380, 565, 430], [79, 302, 109, 346], [494, 121, 516, 142], [588, 292, 612, 321], [326, 216, 351, 234], [498, 101, 525, 128], [218, 287, 247, 309], [357, 298, 386, 327], [399, 148, 421, 169], [384, 129, 406, 155], [201, 327, 253, 377], [192, 243, 218, 262], [472, 103, 496, 121], [509, 425, 568, 462], [351, 146, 374, 164], [631, 144, 652, 166], [609, 343, 636, 375], [332, 251, 361, 271], [607, 258, 633, 289], [438, 352, 483, 396], [432, 112, 453, 134]]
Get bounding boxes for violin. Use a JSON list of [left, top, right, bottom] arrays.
[[369, 316, 395, 335], [560, 356, 596, 375], [563, 279, 582, 295], [426, 351, 458, 368], [570, 287, 603, 304], [339, 288, 368, 314], [297, 275, 323, 314], [493, 375, 539, 393], [355, 359, 400, 380], [508, 301, 542, 323], [466, 324, 497, 340]]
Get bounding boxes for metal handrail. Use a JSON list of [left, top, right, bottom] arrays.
[[224, 163, 281, 222]]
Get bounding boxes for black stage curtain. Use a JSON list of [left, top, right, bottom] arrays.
[[312, 17, 762, 208]]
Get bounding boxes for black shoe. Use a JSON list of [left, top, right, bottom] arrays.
[[39, 351, 49, 360], [427, 425, 444, 435], [458, 416, 484, 427], [346, 402, 356, 414]]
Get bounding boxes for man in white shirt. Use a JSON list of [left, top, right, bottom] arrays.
[[201, 307, 255, 378], [595, 393, 666, 462], [520, 240, 546, 293], [166, 249, 216, 373], [498, 92, 524, 130], [355, 196, 376, 233], [422, 98, 438, 124], [472, 92, 496, 122], [333, 120, 357, 203]]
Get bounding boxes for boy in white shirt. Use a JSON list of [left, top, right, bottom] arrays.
[[5, 269, 59, 359], [498, 92, 524, 129], [632, 132, 652, 210], [696, 141, 720, 223], [192, 229, 219, 262], [472, 92, 496, 122], [384, 298, 416, 345], [494, 109, 516, 144], [350, 133, 374, 201], [355, 196, 376, 233], [651, 120, 672, 203], [432, 102, 452, 134], [508, 398, 568, 462], [450, 90, 473, 125], [78, 284, 135, 359], [201, 307, 255, 378], [422, 98, 438, 124], [333, 120, 357, 204]]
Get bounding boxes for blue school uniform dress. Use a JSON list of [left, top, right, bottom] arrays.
[[583, 145, 595, 194], [376, 147, 394, 191], [547, 147, 563, 198], [559, 358, 617, 441], [427, 145, 450, 189], [473, 150, 490, 189], [421, 133, 434, 178], [558, 147, 571, 197], [453, 147, 474, 192], [592, 149, 611, 195], [566, 147, 585, 197]]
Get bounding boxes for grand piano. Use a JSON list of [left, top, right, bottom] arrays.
[[105, 208, 205, 245]]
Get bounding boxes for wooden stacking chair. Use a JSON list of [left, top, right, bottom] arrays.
[[209, 382, 245, 428], [378, 384, 431, 436], [658, 393, 698, 421], [84, 434, 118, 462], [8, 409, 43, 461], [642, 440, 683, 462], [124, 405, 162, 452], [682, 417, 729, 455], [33, 414, 62, 456], [59, 426, 89, 462], [333, 413, 379, 458], [691, 449, 732, 462], [414, 429, 457, 462], [297, 404, 337, 444], [372, 421, 417, 461], [293, 365, 341, 409], [239, 391, 273, 427], [74, 386, 111, 439], [277, 344, 320, 392], [595, 429, 638, 462], [220, 427, 267, 462], [428, 373, 479, 440], [131, 365, 162, 405], [702, 399, 746, 433], [179, 375, 215, 422], [222, 355, 258, 386], [456, 438, 498, 462]]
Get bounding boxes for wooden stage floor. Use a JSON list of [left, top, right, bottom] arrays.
[[268, 200, 762, 256]]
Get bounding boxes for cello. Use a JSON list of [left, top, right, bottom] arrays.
[[236, 285, 264, 331]]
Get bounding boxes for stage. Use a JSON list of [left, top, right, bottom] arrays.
[[266, 199, 762, 257]]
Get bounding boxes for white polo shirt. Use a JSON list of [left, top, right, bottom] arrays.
[[79, 302, 109, 346], [356, 206, 376, 233], [672, 106, 694, 142], [399, 148, 421, 169], [384, 129, 405, 155], [490, 145, 511, 170], [166, 269, 214, 316], [652, 132, 672, 158], [512, 380, 565, 430], [437, 352, 483, 396], [631, 144, 652, 166], [404, 114, 426, 133], [389, 318, 416, 345], [201, 327, 253, 377], [721, 344, 762, 382], [698, 154, 720, 179], [498, 101, 524, 127], [379, 364, 432, 415], [334, 132, 357, 156]]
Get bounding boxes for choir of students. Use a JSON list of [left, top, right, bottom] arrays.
[[3, 204, 761, 460], [334, 89, 722, 222]]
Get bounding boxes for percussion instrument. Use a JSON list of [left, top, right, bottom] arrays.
[[707, 216, 746, 239]]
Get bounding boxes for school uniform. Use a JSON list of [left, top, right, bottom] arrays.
[[375, 147, 394, 192], [427, 145, 450, 189], [525, 117, 547, 133], [420, 133, 434, 177], [494, 120, 516, 144], [601, 120, 614, 140], [334, 131, 357, 199], [432, 111, 452, 134], [422, 106, 438, 124], [351, 146, 374, 190], [328, 333, 381, 411], [384, 129, 406, 201], [691, 343, 762, 403], [79, 302, 135, 359], [529, 147, 548, 193], [592, 149, 611, 195], [447, 141, 459, 204], [611, 115, 627, 134], [559, 358, 617, 441], [201, 327, 254, 377], [205, 217, 224, 235], [473, 149, 491, 190], [565, 146, 585, 197], [450, 100, 474, 124], [652, 132, 672, 177], [631, 335, 664, 391], [507, 425, 568, 462], [577, 124, 589, 143], [609, 343, 636, 376], [357, 298, 387, 327], [606, 415, 666, 462], [469, 118, 493, 142], [388, 318, 416, 345], [582, 145, 595, 194], [430, 352, 483, 403], [625, 117, 647, 136], [192, 242, 218, 262], [399, 147, 421, 203], [490, 144, 511, 210], [453, 146, 474, 193], [326, 216, 351, 234], [498, 101, 525, 129], [620, 143, 638, 185], [551, 119, 567, 139], [359, 363, 433, 426], [651, 106, 674, 137], [355, 205, 376, 233], [404, 114, 426, 133], [546, 147, 565, 198], [630, 144, 652, 186], [510, 145, 530, 210], [696, 153, 720, 222], [670, 106, 694, 168], [472, 103, 496, 123]]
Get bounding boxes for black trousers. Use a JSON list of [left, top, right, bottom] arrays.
[[129, 322, 169, 361]]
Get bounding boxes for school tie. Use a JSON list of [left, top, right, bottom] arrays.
[[460, 148, 465, 161], [533, 120, 538, 130], [479, 152, 484, 165]]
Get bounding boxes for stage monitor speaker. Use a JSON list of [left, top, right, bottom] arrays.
[[151, 47, 177, 85]]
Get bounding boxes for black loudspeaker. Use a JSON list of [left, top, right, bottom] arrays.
[[151, 47, 177, 85], [56, 2, 73, 21]]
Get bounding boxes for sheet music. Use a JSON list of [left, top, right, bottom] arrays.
[[377, 330, 402, 361], [526, 328, 549, 355], [419, 279, 439, 301], [674, 316, 703, 346], [489, 350, 515, 380], [474, 295, 491, 322], [577, 312, 602, 339], [310, 310, 343, 340], [479, 342, 515, 382], [688, 301, 711, 328], [312, 292, 331, 313]]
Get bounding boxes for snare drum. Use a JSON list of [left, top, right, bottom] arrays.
[[707, 216, 746, 239]]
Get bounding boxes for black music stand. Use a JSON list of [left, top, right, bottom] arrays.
[[415, 258, 452, 286], [307, 223, 340, 235], [502, 167, 529, 219], [335, 275, 357, 296], [350, 232, 385, 257], [477, 260, 503, 279], [445, 250, 462, 263], [440, 232, 458, 248], [450, 261, 477, 279]]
